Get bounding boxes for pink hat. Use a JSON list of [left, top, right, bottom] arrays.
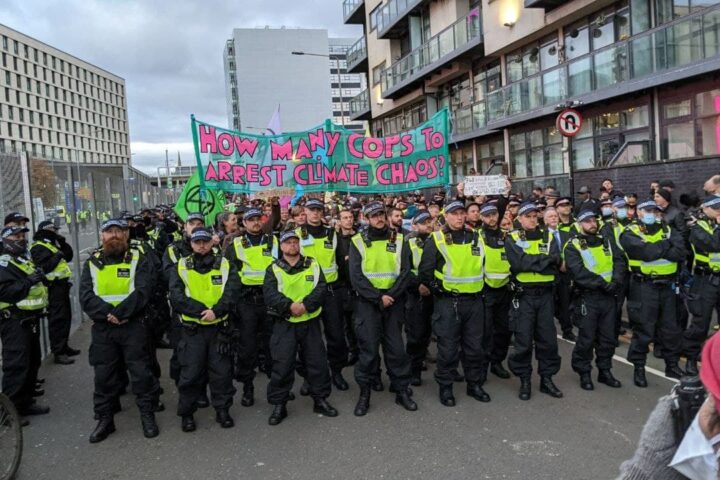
[[701, 333, 720, 413]]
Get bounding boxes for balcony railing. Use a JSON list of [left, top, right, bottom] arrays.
[[346, 36, 368, 72], [349, 89, 370, 119], [373, 0, 426, 37], [452, 100, 488, 136], [381, 9, 482, 96], [343, 0, 365, 23], [486, 4, 720, 125]]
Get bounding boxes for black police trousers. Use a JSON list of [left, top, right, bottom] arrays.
[[320, 284, 349, 374], [683, 273, 720, 360], [47, 280, 72, 354], [571, 291, 617, 374], [268, 317, 331, 405], [485, 286, 512, 365], [176, 323, 236, 416], [433, 295, 489, 387], [405, 291, 433, 374], [234, 295, 271, 384], [339, 287, 358, 358], [89, 321, 159, 416], [508, 288, 561, 379], [626, 277, 682, 367], [0, 314, 41, 411], [354, 297, 411, 391], [555, 272, 573, 335]]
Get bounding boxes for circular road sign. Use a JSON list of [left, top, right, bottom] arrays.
[[556, 108, 583, 137]]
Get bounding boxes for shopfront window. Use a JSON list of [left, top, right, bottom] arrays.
[[510, 126, 564, 178], [660, 86, 720, 158]]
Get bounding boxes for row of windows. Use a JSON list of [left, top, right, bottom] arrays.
[[1, 87, 128, 137], [2, 67, 126, 120], [0, 121, 128, 156], [1, 33, 124, 95], [0, 139, 125, 164]]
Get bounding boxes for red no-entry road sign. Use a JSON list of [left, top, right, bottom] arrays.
[[556, 108, 583, 137]]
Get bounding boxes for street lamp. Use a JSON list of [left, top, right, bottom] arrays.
[[291, 50, 345, 126]]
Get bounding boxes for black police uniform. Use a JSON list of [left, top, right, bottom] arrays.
[[550, 227, 575, 339], [404, 231, 434, 383], [336, 228, 358, 363]]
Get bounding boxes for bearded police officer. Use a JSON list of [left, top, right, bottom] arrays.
[[0, 225, 50, 423], [169, 227, 240, 432], [225, 207, 278, 407], [297, 198, 350, 391], [620, 200, 687, 387], [505, 201, 563, 401], [349, 202, 416, 416], [405, 210, 434, 386], [80, 219, 161, 443], [30, 220, 78, 365], [564, 209, 625, 390], [682, 196, 720, 375], [419, 200, 490, 407], [263, 230, 338, 425], [479, 202, 513, 380]]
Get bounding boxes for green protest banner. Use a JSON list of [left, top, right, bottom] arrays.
[[191, 108, 450, 194], [174, 171, 226, 225]]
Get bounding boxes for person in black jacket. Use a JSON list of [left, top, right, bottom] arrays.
[[564, 209, 626, 391], [168, 227, 240, 432], [336, 209, 358, 366], [262, 230, 337, 425], [30, 220, 78, 364], [80, 219, 161, 443], [0, 226, 51, 422]]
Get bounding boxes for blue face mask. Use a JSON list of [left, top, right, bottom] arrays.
[[641, 213, 656, 225], [616, 208, 628, 220], [601, 207, 613, 217]]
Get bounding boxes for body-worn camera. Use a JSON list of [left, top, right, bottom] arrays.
[[671, 375, 707, 444]]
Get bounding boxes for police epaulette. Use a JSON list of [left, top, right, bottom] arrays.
[[303, 256, 313, 269], [212, 254, 223, 270], [263, 234, 273, 252], [389, 229, 397, 245], [241, 235, 251, 249], [361, 230, 372, 247], [300, 226, 309, 240]]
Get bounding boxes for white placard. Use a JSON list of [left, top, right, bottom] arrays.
[[463, 175, 508, 196]]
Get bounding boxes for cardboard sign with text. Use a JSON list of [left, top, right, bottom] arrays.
[[463, 175, 508, 196]]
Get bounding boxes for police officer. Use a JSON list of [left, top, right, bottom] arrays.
[[601, 197, 632, 338], [620, 200, 686, 387], [225, 207, 278, 407], [336, 208, 358, 366], [30, 220, 79, 365], [349, 202, 416, 416], [545, 207, 576, 341], [682, 196, 720, 375], [297, 198, 350, 390], [556, 197, 575, 233], [169, 226, 240, 432], [405, 210, 434, 386], [263, 230, 338, 425], [0, 225, 50, 423], [479, 203, 513, 380], [419, 200, 490, 406], [505, 201, 563, 401], [80, 219, 161, 443], [564, 209, 625, 390]]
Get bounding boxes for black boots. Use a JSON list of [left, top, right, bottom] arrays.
[[241, 382, 254, 407], [395, 389, 418, 411], [140, 412, 159, 438], [467, 384, 491, 402], [518, 378, 531, 401], [331, 372, 349, 391], [685, 358, 699, 376], [89, 416, 116, 443], [354, 387, 371, 416], [181, 414, 196, 432], [562, 331, 577, 342], [665, 363, 685, 380], [633, 366, 648, 388], [490, 362, 511, 379], [539, 377, 563, 398], [371, 377, 384, 392], [598, 369, 622, 388], [216, 409, 235, 428], [579, 372, 594, 391], [268, 403, 288, 426], [313, 398, 339, 417], [54, 353, 74, 365], [439, 385, 455, 407]]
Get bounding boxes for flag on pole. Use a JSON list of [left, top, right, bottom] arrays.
[[174, 171, 225, 225], [265, 104, 281, 136]]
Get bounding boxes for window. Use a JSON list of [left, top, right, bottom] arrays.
[[510, 126, 564, 178], [372, 62, 386, 86], [475, 136, 506, 175], [660, 86, 720, 159]]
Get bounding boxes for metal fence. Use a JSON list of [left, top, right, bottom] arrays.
[[0, 152, 163, 359]]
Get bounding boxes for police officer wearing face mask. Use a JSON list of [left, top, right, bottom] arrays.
[[0, 226, 50, 423], [620, 200, 687, 387], [169, 227, 240, 432], [682, 196, 720, 375], [601, 197, 632, 339], [80, 219, 161, 443]]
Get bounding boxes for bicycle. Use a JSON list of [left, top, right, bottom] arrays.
[[0, 392, 22, 480]]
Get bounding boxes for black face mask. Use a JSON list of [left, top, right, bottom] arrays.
[[4, 239, 27, 255]]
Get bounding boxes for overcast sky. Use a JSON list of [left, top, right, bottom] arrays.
[[0, 0, 360, 174]]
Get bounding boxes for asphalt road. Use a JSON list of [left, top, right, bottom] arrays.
[[16, 322, 676, 480]]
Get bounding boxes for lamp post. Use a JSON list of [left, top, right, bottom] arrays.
[[291, 50, 345, 126]]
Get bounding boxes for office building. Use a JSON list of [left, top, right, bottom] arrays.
[[0, 24, 130, 164]]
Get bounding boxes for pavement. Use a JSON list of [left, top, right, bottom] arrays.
[[16, 322, 677, 480]]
